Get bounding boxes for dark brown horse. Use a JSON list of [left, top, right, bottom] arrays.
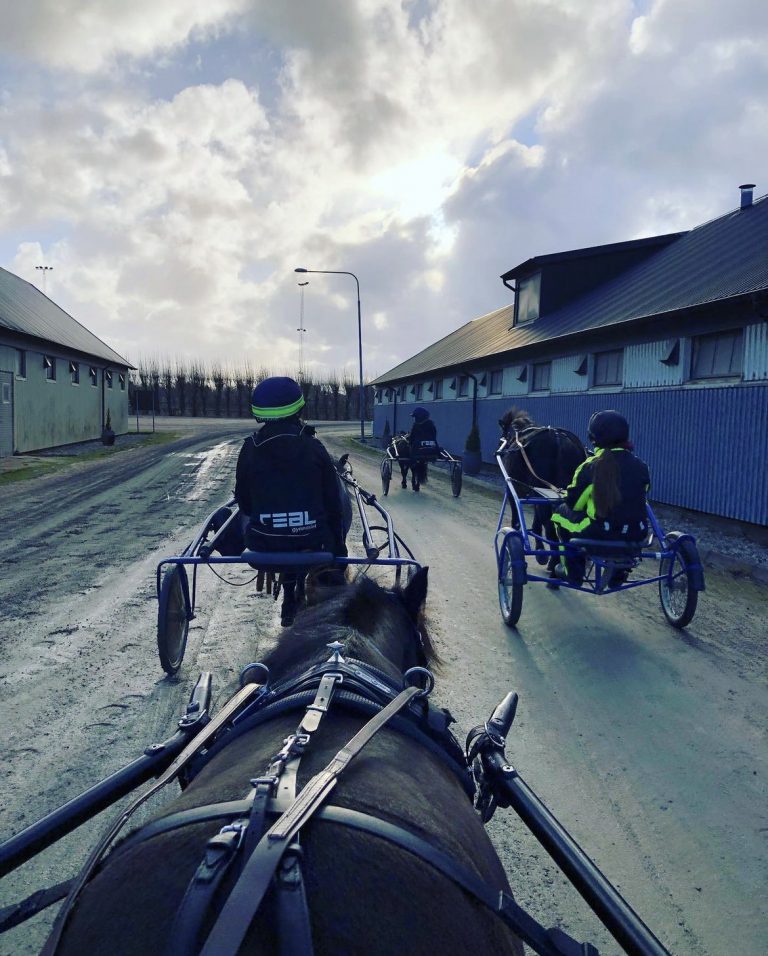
[[499, 408, 587, 568], [51, 571, 524, 956]]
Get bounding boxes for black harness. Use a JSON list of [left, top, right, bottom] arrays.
[[44, 646, 600, 956]]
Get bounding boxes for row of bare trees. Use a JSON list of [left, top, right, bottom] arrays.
[[128, 358, 374, 421]]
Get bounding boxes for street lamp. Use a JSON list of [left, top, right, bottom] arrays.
[[35, 265, 53, 294], [295, 267, 365, 441], [297, 281, 309, 377]]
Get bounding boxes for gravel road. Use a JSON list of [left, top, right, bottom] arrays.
[[0, 420, 765, 955]]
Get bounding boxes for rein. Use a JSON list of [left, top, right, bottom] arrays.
[[508, 427, 563, 494]]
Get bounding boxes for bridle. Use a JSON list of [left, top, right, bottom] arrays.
[[44, 640, 599, 956], [505, 425, 586, 496]]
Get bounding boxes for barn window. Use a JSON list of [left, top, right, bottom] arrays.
[[690, 330, 743, 379], [15, 349, 26, 378], [119, 373, 126, 390], [106, 370, 113, 389], [593, 349, 623, 386], [1, 383, 10, 404], [70, 361, 80, 384], [489, 370, 503, 395], [413, 383, 423, 400], [44, 356, 56, 381], [514, 272, 541, 325], [89, 367, 98, 386], [433, 379, 443, 400], [532, 362, 551, 391], [458, 375, 469, 397]]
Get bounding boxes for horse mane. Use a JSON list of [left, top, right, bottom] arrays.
[[499, 407, 534, 435], [260, 575, 439, 679]]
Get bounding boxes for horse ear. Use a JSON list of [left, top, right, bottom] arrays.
[[402, 566, 429, 620]]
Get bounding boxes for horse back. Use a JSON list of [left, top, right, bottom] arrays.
[[57, 713, 523, 956]]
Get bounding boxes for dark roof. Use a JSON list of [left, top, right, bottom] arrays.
[[500, 232, 684, 282], [370, 304, 514, 385], [0, 267, 131, 367], [374, 193, 768, 384]]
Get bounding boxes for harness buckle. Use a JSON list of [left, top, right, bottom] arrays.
[[218, 819, 248, 850], [250, 775, 278, 795]]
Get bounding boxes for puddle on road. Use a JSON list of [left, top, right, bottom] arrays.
[[176, 441, 237, 502]]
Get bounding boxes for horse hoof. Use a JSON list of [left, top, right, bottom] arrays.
[[546, 581, 560, 590], [535, 555, 548, 566]]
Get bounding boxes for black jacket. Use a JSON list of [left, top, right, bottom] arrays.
[[554, 447, 651, 538], [235, 420, 346, 554], [408, 419, 439, 456]]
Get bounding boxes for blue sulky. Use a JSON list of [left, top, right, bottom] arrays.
[[493, 437, 705, 629], [155, 462, 421, 675]]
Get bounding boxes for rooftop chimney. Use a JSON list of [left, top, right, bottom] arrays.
[[739, 183, 756, 209]]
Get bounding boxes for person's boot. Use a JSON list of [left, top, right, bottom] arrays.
[[280, 586, 297, 626], [401, 477, 407, 488]]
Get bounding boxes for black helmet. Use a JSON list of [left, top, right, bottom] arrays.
[[588, 410, 629, 447], [411, 406, 429, 423], [250, 376, 305, 421]]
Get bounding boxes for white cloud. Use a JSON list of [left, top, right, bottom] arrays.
[[0, 0, 766, 375], [0, 0, 247, 73]]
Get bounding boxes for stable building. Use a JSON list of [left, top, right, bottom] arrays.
[[372, 185, 768, 525], [0, 267, 132, 457]]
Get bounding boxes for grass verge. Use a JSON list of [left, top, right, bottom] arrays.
[[0, 431, 180, 487]]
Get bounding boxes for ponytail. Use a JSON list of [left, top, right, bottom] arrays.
[[592, 448, 621, 517]]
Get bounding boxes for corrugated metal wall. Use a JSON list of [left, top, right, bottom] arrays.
[[624, 340, 684, 387], [374, 384, 768, 525], [745, 323, 768, 381]]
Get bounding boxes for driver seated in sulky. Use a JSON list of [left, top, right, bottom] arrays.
[[551, 410, 650, 586], [407, 406, 440, 491], [212, 376, 349, 625]]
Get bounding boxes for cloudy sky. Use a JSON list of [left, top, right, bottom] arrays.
[[1, 0, 766, 380]]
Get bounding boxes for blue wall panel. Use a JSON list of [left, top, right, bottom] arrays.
[[374, 384, 768, 525]]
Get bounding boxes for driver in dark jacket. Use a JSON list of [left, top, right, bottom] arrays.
[[407, 406, 439, 491], [234, 377, 348, 624]]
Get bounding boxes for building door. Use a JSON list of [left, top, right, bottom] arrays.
[[0, 370, 13, 458]]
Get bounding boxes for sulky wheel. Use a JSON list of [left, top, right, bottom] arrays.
[[157, 565, 191, 675], [498, 533, 525, 627], [659, 536, 700, 628], [451, 462, 462, 497], [381, 458, 392, 496]]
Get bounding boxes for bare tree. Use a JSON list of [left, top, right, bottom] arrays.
[[161, 358, 174, 415], [342, 371, 355, 421], [328, 370, 340, 421], [175, 358, 188, 416], [243, 363, 255, 418], [211, 363, 225, 417], [234, 366, 246, 417]]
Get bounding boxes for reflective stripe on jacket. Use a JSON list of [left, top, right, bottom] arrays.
[[552, 447, 651, 536]]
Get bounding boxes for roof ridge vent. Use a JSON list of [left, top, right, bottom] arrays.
[[739, 183, 756, 209]]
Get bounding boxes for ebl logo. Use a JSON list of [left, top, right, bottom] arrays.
[[259, 511, 317, 531]]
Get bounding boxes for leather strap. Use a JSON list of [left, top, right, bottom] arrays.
[[41, 681, 265, 956], [198, 686, 421, 956]]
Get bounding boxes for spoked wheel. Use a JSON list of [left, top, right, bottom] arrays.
[[157, 565, 190, 675], [498, 533, 525, 628], [381, 458, 392, 496], [659, 538, 700, 628], [451, 462, 462, 497]]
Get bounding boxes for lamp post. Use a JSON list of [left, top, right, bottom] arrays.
[[35, 265, 53, 294], [297, 281, 309, 377], [295, 267, 365, 441]]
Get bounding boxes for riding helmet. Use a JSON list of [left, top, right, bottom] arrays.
[[411, 406, 430, 423], [588, 410, 629, 447], [250, 376, 305, 420]]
